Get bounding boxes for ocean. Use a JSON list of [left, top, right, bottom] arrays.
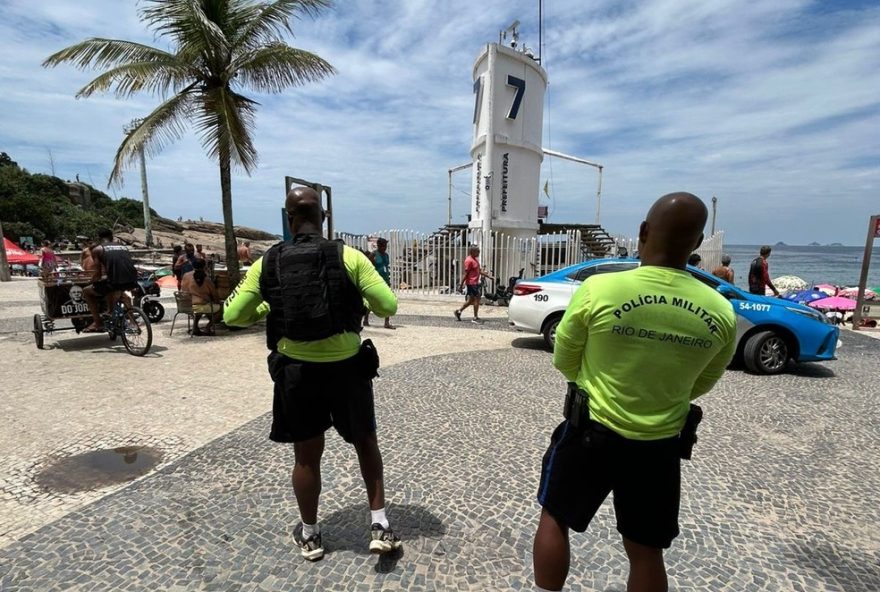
[[724, 244, 880, 289]]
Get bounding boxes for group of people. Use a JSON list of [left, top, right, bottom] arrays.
[[689, 245, 780, 298], [223, 188, 739, 592]]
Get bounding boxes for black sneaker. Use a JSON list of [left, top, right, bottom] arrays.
[[454, 310, 462, 321], [369, 523, 402, 554], [294, 523, 324, 561]]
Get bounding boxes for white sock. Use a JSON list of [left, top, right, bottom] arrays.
[[370, 508, 389, 529], [302, 521, 320, 539]]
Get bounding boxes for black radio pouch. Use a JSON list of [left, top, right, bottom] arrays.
[[358, 339, 380, 379], [679, 404, 704, 460]]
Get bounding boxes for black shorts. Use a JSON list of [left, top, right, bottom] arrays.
[[267, 352, 377, 444], [537, 420, 681, 549], [89, 280, 136, 298], [466, 284, 482, 298]]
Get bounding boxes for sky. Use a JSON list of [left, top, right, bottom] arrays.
[[0, 0, 878, 245]]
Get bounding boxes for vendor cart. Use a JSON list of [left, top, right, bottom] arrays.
[[33, 272, 153, 356]]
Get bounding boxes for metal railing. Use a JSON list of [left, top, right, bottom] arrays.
[[337, 228, 724, 295]]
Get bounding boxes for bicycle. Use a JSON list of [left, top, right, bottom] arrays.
[[100, 297, 153, 356]]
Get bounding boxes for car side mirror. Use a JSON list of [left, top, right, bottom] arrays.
[[717, 285, 738, 300]]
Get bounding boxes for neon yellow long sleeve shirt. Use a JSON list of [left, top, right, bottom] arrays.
[[553, 266, 737, 440]]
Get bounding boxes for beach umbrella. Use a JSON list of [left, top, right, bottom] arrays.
[[157, 275, 178, 289], [783, 290, 826, 304], [838, 287, 877, 300], [808, 296, 858, 311], [773, 275, 808, 292], [814, 284, 838, 296]]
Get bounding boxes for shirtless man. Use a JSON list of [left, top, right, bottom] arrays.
[[237, 241, 252, 265], [180, 258, 220, 335], [81, 240, 97, 272]]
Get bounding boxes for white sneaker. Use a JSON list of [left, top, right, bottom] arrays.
[[369, 523, 402, 554], [294, 523, 324, 561]]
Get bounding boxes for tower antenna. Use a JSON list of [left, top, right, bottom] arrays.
[[538, 0, 544, 64]]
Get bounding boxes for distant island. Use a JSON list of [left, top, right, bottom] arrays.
[[809, 242, 821, 246], [827, 242, 844, 247], [775, 241, 787, 247]]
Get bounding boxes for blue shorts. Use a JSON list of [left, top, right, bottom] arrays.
[[538, 420, 681, 548], [466, 284, 482, 298]]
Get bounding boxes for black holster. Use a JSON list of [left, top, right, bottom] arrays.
[[679, 404, 703, 460], [563, 382, 590, 429]]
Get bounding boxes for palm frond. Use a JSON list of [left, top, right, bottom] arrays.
[[231, 43, 335, 93], [76, 59, 193, 98], [194, 87, 259, 173], [232, 0, 333, 50], [109, 84, 197, 185], [139, 0, 230, 63], [43, 39, 175, 71]]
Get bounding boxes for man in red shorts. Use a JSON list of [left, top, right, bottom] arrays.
[[454, 245, 493, 324]]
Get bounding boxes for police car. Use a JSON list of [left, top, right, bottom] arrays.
[[508, 258, 840, 375]]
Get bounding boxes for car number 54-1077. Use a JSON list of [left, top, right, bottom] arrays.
[[739, 302, 771, 312]]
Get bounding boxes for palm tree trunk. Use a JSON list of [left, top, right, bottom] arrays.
[[220, 155, 241, 287], [0, 218, 11, 282]]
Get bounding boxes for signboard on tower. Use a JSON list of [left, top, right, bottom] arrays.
[[470, 43, 547, 238]]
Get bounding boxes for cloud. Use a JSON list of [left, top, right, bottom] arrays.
[[0, 0, 877, 245]]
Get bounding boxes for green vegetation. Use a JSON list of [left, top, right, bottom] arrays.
[[43, 0, 336, 286], [0, 152, 155, 244]]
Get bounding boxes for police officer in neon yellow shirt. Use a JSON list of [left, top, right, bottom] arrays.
[[224, 187, 401, 562], [533, 193, 737, 592]]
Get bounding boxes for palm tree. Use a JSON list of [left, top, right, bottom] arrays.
[[44, 0, 336, 286]]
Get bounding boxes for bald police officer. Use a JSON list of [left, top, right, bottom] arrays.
[[533, 193, 737, 592]]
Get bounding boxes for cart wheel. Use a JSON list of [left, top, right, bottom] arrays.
[[33, 314, 44, 350]]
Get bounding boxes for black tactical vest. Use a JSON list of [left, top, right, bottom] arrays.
[[259, 234, 365, 349], [103, 243, 138, 286]]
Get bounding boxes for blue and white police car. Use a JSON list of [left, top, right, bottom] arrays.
[[508, 258, 840, 375]]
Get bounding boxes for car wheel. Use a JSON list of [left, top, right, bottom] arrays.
[[743, 330, 789, 375], [543, 316, 561, 350]]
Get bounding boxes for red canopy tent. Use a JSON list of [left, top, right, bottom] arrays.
[[3, 238, 39, 265]]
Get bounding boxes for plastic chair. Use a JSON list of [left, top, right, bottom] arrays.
[[170, 291, 195, 336]]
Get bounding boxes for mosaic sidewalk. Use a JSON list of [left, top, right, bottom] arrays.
[[1, 334, 878, 591]]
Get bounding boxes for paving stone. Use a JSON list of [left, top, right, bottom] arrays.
[[0, 331, 878, 590]]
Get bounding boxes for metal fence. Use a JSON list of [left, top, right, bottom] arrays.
[[695, 231, 725, 272], [337, 228, 724, 295]]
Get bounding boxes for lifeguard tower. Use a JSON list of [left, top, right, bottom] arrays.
[[447, 21, 615, 283]]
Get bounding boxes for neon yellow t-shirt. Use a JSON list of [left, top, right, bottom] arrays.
[[553, 265, 737, 440], [222, 244, 398, 363]]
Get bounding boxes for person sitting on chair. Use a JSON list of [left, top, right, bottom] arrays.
[[181, 258, 220, 335]]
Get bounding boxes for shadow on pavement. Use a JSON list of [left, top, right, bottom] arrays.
[[47, 336, 168, 357], [787, 363, 836, 378], [789, 538, 880, 590], [511, 336, 549, 351], [320, 502, 446, 573]]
